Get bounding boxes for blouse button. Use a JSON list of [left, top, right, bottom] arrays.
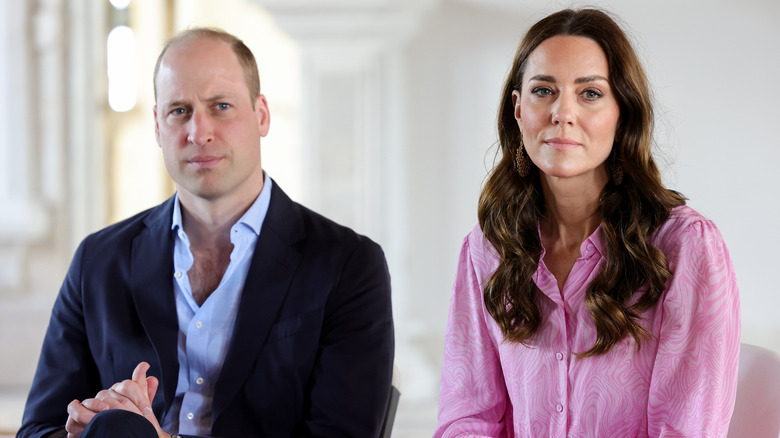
[[556, 404, 564, 413], [556, 352, 564, 361]]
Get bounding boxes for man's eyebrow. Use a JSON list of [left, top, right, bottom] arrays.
[[162, 100, 189, 109], [205, 94, 231, 102]]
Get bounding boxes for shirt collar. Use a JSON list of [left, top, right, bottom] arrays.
[[582, 224, 605, 258], [171, 172, 273, 237], [536, 221, 606, 258]]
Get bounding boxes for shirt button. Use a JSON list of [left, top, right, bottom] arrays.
[[178, 231, 185, 239], [556, 352, 564, 361], [195, 321, 203, 329], [196, 377, 204, 385], [174, 271, 182, 279], [556, 404, 563, 413], [186, 412, 194, 420]]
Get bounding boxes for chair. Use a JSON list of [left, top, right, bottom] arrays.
[[380, 385, 401, 438], [379, 366, 401, 438], [727, 343, 780, 438]]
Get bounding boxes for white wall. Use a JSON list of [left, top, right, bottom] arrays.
[[620, 0, 780, 351]]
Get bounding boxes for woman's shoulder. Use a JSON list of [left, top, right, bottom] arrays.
[[652, 205, 724, 255], [462, 224, 501, 272], [659, 205, 716, 234], [465, 223, 500, 252]]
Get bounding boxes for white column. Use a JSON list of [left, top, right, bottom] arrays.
[[252, 0, 441, 402], [0, 0, 107, 388]]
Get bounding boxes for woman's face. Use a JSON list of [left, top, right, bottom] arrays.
[[512, 35, 620, 183]]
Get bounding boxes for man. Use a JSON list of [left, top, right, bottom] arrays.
[[18, 28, 394, 438]]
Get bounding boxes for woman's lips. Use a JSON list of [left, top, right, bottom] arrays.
[[544, 138, 581, 149]]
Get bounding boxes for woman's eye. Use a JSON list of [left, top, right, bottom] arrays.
[[583, 89, 603, 100], [532, 87, 553, 96]]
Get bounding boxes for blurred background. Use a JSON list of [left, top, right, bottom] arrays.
[[1, 0, 778, 436]]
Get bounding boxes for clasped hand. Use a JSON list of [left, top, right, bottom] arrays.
[[65, 361, 171, 438]]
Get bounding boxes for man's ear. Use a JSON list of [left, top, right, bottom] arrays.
[[511, 90, 522, 121], [255, 94, 271, 137], [153, 105, 161, 146]]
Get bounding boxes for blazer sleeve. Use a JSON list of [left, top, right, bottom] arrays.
[[646, 219, 740, 437], [17, 240, 103, 438], [303, 237, 394, 438], [434, 235, 510, 438]]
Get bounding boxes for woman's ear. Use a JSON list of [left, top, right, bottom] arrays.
[[511, 90, 522, 121]]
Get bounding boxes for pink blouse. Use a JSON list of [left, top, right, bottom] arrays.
[[435, 206, 740, 437]]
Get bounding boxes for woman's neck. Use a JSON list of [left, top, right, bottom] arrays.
[[539, 168, 607, 250]]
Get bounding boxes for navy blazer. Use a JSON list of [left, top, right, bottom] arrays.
[[19, 181, 394, 437]]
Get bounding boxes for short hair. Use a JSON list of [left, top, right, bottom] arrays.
[[153, 27, 261, 102]]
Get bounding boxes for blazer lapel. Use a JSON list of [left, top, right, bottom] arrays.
[[212, 182, 305, 419], [129, 197, 180, 410]]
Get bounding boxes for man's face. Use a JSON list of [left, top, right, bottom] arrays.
[[153, 38, 270, 205]]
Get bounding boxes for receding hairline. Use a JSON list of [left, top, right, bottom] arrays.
[[153, 27, 261, 102]]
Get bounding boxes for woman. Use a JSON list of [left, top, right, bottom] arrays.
[[435, 8, 739, 437]]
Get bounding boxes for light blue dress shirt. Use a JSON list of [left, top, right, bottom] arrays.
[[161, 173, 272, 435]]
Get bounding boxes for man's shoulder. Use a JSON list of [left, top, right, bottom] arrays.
[[80, 198, 173, 251], [268, 182, 379, 252]]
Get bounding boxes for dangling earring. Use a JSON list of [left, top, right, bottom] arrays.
[[610, 155, 623, 186], [515, 141, 530, 177]]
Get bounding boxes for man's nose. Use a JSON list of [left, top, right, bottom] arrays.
[[187, 111, 215, 145]]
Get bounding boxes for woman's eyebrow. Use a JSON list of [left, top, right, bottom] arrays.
[[528, 74, 556, 83], [575, 75, 609, 84], [527, 74, 609, 84]]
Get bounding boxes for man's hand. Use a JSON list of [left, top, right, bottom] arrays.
[[65, 362, 171, 438], [65, 397, 109, 437]]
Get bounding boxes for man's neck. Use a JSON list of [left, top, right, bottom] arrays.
[[178, 187, 261, 248]]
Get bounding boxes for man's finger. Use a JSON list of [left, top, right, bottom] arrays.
[[146, 376, 159, 403], [66, 399, 95, 435], [81, 397, 110, 413], [131, 361, 151, 393]]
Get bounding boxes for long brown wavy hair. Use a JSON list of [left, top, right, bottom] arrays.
[[478, 8, 686, 357]]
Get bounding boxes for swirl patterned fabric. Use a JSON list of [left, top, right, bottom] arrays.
[[435, 206, 740, 437]]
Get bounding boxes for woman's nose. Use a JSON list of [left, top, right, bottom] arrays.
[[551, 96, 576, 126]]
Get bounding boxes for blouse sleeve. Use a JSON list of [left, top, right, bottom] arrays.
[[647, 219, 740, 437], [434, 235, 511, 438]]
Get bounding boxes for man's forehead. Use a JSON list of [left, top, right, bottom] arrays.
[[156, 40, 241, 87], [161, 38, 228, 67]]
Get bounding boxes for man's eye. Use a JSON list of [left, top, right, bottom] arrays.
[[217, 103, 231, 110], [171, 108, 187, 116]]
